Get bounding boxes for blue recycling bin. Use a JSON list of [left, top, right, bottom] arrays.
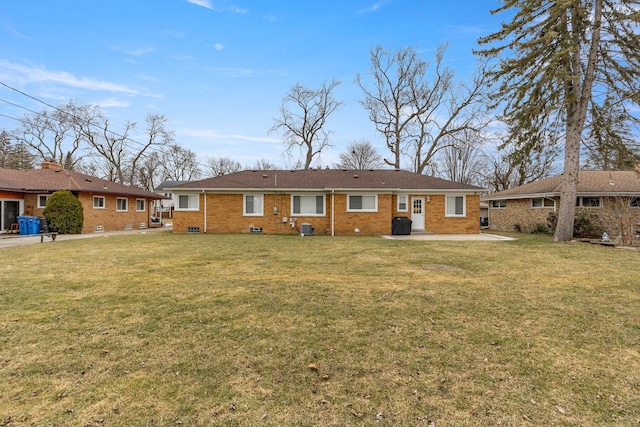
[[17, 216, 30, 235], [28, 216, 41, 234]]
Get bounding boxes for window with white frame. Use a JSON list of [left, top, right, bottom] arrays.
[[116, 197, 128, 212], [397, 195, 408, 212], [37, 194, 50, 208], [491, 200, 506, 209], [576, 196, 601, 208], [292, 195, 325, 216], [93, 196, 106, 209], [347, 194, 377, 212], [244, 194, 263, 216], [630, 197, 640, 208], [136, 199, 145, 212], [531, 198, 555, 208], [176, 194, 199, 210], [445, 195, 466, 217]]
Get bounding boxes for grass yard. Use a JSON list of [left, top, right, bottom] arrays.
[[1, 231, 639, 426]]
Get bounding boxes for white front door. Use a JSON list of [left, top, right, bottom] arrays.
[[411, 197, 425, 230]]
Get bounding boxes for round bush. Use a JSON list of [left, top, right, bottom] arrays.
[[43, 190, 84, 234]]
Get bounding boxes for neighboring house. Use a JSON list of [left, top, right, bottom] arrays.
[[0, 160, 165, 233], [482, 170, 640, 237], [153, 180, 190, 219], [168, 169, 484, 235]]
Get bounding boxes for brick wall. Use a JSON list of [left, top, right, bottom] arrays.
[[488, 196, 640, 235], [24, 192, 152, 233], [173, 192, 480, 235]]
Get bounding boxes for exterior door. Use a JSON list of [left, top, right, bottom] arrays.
[[1, 200, 20, 231], [411, 197, 425, 230]]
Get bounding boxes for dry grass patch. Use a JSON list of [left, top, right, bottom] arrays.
[[1, 231, 639, 426]]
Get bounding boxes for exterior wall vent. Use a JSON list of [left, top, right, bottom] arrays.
[[140, 223, 147, 229], [125, 224, 133, 230], [94, 225, 104, 232], [187, 226, 200, 233]]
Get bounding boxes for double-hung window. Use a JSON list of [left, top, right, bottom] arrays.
[[347, 194, 377, 212], [93, 196, 105, 209], [37, 194, 50, 209], [292, 195, 325, 216], [244, 194, 263, 216], [445, 195, 466, 217], [397, 195, 408, 212], [116, 197, 128, 212], [176, 194, 199, 211], [136, 199, 146, 212]]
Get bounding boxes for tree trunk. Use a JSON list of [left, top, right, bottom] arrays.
[[554, 125, 581, 241]]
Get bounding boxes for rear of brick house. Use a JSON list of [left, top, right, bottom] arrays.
[[168, 169, 484, 236], [0, 160, 164, 234]]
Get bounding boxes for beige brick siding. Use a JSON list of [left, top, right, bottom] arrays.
[[174, 192, 480, 235], [488, 196, 640, 236]]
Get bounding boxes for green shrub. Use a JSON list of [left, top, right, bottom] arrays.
[[43, 190, 84, 234], [547, 210, 603, 239], [531, 222, 548, 234]]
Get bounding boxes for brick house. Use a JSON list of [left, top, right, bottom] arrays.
[[168, 169, 484, 235], [482, 170, 640, 238], [0, 160, 164, 233]]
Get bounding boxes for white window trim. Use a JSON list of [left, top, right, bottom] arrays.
[[175, 193, 199, 211], [37, 194, 50, 209], [490, 200, 506, 209], [116, 197, 128, 212], [136, 198, 146, 212], [397, 194, 409, 212], [291, 194, 326, 216], [244, 193, 264, 216], [576, 196, 602, 208], [347, 194, 378, 212], [445, 195, 466, 217], [530, 197, 555, 208], [93, 196, 106, 209]]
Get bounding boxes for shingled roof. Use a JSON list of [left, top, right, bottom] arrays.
[[0, 167, 162, 199], [169, 169, 484, 192], [483, 170, 640, 200]]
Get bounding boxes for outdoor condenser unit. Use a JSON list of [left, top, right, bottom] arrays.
[[300, 223, 314, 236]]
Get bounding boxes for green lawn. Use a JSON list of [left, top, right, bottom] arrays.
[[1, 232, 638, 426]]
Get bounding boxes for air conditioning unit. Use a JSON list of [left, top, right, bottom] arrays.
[[300, 223, 314, 236]]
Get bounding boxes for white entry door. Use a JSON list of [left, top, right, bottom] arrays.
[[411, 197, 425, 230]]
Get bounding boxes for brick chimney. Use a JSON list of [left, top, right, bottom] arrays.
[[41, 159, 64, 171]]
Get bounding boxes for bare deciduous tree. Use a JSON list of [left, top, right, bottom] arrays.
[[249, 158, 278, 170], [335, 140, 384, 170], [204, 155, 243, 177], [356, 45, 493, 173], [162, 144, 201, 181], [270, 79, 342, 169]]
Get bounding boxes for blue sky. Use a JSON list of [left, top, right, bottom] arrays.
[[0, 0, 503, 169]]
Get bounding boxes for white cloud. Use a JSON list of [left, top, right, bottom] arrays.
[[0, 60, 139, 95], [186, 0, 213, 10], [357, 2, 389, 13], [183, 128, 280, 143], [214, 43, 224, 51], [109, 46, 155, 56], [228, 5, 248, 14], [95, 98, 131, 108]]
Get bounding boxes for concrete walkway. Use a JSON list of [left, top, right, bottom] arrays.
[[382, 233, 517, 241], [0, 226, 170, 249]]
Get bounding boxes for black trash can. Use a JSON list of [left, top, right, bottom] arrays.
[[392, 216, 412, 235], [38, 216, 49, 233]]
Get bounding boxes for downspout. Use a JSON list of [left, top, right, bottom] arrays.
[[203, 190, 207, 233], [331, 190, 335, 237]]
